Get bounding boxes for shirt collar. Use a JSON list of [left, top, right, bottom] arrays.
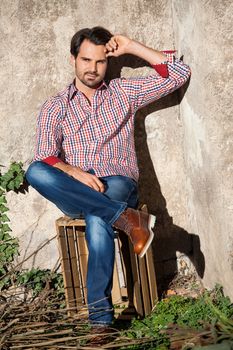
[[68, 80, 109, 100]]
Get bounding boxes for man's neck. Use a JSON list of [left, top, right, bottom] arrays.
[[75, 78, 102, 102]]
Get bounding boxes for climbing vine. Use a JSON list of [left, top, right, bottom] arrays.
[[0, 162, 24, 289], [0, 162, 64, 299]]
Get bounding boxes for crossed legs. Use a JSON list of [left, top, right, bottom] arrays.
[[26, 162, 138, 324]]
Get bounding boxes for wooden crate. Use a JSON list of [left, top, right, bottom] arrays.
[[56, 215, 158, 318]]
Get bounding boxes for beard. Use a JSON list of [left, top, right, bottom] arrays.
[[78, 71, 103, 88]]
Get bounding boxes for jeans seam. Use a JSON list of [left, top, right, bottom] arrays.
[[124, 182, 138, 203], [108, 183, 137, 225], [108, 203, 127, 226]]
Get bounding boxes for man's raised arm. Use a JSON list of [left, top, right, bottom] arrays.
[[105, 34, 191, 111]]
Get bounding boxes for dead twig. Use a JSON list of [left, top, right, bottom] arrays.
[[0, 235, 56, 282]]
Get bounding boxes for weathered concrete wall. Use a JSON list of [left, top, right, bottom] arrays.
[[171, 0, 233, 296], [1, 0, 176, 272], [1, 0, 232, 298]]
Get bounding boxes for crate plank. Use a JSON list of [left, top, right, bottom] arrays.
[[75, 230, 88, 303], [56, 224, 76, 311], [128, 241, 144, 317], [145, 246, 158, 308], [112, 263, 123, 305], [66, 226, 84, 306], [138, 256, 151, 315]]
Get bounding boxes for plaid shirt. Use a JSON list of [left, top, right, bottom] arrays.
[[34, 53, 191, 181]]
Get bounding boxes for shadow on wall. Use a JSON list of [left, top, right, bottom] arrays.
[[107, 55, 205, 297]]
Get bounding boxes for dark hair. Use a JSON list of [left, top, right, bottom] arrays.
[[70, 26, 113, 58]]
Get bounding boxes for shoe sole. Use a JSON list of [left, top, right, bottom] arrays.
[[138, 214, 156, 258]]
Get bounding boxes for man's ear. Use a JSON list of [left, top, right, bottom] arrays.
[[70, 55, 76, 67]]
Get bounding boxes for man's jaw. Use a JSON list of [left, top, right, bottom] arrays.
[[83, 73, 103, 88], [75, 75, 103, 90], [85, 74, 99, 83]]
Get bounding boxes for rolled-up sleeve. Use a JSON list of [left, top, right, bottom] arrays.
[[119, 51, 191, 113], [34, 98, 63, 161]]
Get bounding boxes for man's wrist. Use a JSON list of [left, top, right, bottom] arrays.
[[124, 40, 167, 65], [124, 39, 144, 55], [54, 161, 72, 173], [54, 163, 83, 177]]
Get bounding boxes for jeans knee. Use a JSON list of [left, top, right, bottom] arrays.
[[26, 162, 39, 185], [106, 176, 134, 191], [103, 175, 138, 206], [26, 161, 54, 189]]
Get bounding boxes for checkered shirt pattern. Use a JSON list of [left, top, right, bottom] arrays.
[[34, 53, 191, 181]]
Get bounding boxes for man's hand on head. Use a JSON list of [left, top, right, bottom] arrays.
[[105, 34, 167, 65], [54, 163, 105, 193], [105, 35, 132, 57]]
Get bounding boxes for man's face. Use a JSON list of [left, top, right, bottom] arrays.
[[72, 39, 108, 89]]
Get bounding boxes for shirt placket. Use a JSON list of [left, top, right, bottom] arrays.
[[92, 92, 103, 140]]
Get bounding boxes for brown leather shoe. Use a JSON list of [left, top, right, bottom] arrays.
[[113, 208, 156, 258], [87, 325, 118, 347]]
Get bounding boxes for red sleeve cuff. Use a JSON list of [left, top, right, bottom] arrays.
[[42, 156, 62, 166], [163, 50, 176, 54], [152, 50, 176, 78], [152, 64, 169, 78]]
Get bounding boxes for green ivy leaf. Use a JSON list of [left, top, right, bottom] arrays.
[[0, 162, 24, 291], [7, 181, 16, 191], [0, 214, 10, 223], [0, 204, 9, 213], [0, 196, 7, 204]]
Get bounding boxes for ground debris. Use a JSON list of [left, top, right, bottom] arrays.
[[165, 273, 204, 299], [1, 276, 232, 350]]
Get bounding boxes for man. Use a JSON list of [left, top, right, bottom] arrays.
[[26, 26, 191, 329]]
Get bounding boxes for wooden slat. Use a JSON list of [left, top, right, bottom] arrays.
[[145, 246, 158, 307], [114, 237, 128, 295], [128, 240, 144, 317], [140, 205, 158, 307], [56, 224, 76, 312], [112, 238, 123, 304], [113, 238, 131, 319], [56, 216, 86, 227], [138, 256, 151, 316], [75, 229, 88, 303], [66, 226, 83, 307], [112, 262, 122, 305], [117, 233, 134, 304]]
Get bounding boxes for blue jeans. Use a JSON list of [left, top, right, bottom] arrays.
[[26, 161, 138, 324]]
